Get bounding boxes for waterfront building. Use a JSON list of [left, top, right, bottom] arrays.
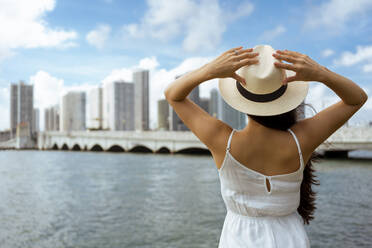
[[209, 88, 219, 118], [103, 81, 134, 131], [157, 99, 169, 130], [134, 70, 149, 131], [60, 91, 86, 131], [87, 87, 103, 130], [44, 105, 60, 131], [218, 94, 246, 130], [10, 81, 34, 138], [32, 108, 39, 134]]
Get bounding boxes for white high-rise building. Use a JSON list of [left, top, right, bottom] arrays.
[[134, 70, 149, 131], [87, 87, 103, 130], [10, 81, 34, 138], [60, 92, 86, 131], [44, 105, 60, 131], [103, 81, 134, 131]]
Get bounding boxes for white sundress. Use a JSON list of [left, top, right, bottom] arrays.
[[218, 128, 310, 248]]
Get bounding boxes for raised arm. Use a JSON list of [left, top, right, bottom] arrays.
[[164, 47, 259, 152], [273, 50, 368, 158]]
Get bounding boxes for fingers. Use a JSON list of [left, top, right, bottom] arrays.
[[236, 58, 259, 68], [235, 51, 259, 61], [283, 75, 298, 85], [232, 73, 246, 85], [274, 62, 296, 71], [277, 49, 304, 58], [272, 53, 297, 63], [225, 46, 243, 55]]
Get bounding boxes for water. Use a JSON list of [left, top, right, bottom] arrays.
[[0, 151, 371, 248]]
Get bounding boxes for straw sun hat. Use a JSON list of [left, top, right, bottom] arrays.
[[218, 44, 309, 116]]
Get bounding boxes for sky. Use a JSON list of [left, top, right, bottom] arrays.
[[0, 0, 372, 130]]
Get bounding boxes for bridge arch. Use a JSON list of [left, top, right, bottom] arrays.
[[61, 143, 69, 150], [52, 143, 59, 150], [91, 144, 104, 152], [129, 145, 153, 153], [156, 147, 171, 154], [72, 144, 82, 151], [107, 145, 125, 152], [175, 147, 211, 155]]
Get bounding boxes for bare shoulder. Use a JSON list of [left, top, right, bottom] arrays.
[[290, 100, 365, 163]]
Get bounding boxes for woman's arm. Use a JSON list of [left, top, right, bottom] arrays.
[[164, 47, 258, 153], [164, 47, 258, 101], [273, 50, 368, 158], [273, 50, 368, 105]]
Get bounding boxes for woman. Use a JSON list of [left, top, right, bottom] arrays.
[[164, 45, 368, 247]]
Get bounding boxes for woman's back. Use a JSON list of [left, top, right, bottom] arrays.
[[223, 125, 304, 176]]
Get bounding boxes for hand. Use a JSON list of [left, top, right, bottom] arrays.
[[205, 46, 259, 85], [273, 50, 327, 84]]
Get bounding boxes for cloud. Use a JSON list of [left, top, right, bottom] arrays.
[[363, 63, 372, 72], [86, 24, 111, 49], [304, 0, 372, 31], [321, 49, 335, 58], [333, 45, 372, 67], [258, 25, 286, 42], [0, 0, 78, 61], [138, 57, 159, 70], [123, 0, 254, 52]]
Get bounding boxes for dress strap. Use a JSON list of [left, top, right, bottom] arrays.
[[287, 128, 304, 169], [226, 129, 235, 152]]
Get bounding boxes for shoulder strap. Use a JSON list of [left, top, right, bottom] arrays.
[[287, 128, 304, 169], [226, 129, 235, 151]]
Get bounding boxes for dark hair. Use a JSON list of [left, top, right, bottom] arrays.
[[247, 102, 320, 225]]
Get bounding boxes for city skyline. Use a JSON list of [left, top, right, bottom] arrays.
[[0, 0, 371, 131]]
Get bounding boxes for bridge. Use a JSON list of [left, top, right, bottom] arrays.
[[37, 126, 372, 156]]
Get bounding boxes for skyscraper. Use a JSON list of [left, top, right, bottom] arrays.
[[134, 70, 149, 131], [157, 99, 169, 130], [44, 105, 59, 131], [10, 81, 34, 138], [209, 88, 219, 118], [87, 87, 103, 130], [103, 81, 134, 131], [60, 91, 86, 131], [218, 95, 246, 130], [32, 108, 39, 134]]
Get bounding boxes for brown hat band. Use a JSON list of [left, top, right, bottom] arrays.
[[236, 81, 287, 103]]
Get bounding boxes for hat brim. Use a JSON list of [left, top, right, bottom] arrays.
[[218, 72, 309, 116]]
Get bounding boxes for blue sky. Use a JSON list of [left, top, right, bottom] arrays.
[[0, 0, 371, 130]]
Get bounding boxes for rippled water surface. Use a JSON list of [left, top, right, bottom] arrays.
[[0, 150, 371, 247]]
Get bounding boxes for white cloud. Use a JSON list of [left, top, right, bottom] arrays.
[[363, 63, 372, 72], [86, 24, 111, 49], [333, 45, 372, 67], [304, 0, 372, 30], [259, 25, 286, 42], [321, 49, 335, 58], [123, 0, 254, 52], [0, 0, 78, 60], [138, 57, 159, 70]]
